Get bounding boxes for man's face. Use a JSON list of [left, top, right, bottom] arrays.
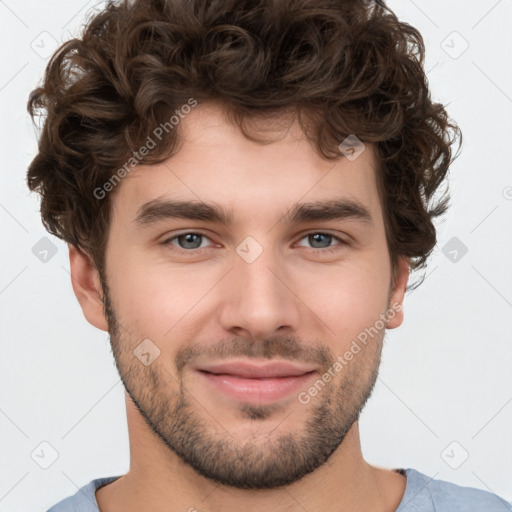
[[97, 103, 407, 489]]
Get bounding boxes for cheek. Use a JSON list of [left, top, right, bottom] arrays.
[[109, 258, 218, 335], [291, 260, 390, 334]]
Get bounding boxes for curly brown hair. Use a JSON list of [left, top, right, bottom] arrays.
[[27, 0, 461, 291]]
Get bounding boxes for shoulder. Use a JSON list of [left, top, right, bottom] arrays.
[[398, 468, 512, 512], [46, 476, 121, 512]]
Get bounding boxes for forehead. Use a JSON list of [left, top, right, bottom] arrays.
[[110, 102, 382, 227]]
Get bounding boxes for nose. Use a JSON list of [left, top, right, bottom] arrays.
[[217, 243, 302, 341]]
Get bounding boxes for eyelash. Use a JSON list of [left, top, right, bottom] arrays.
[[161, 231, 348, 255]]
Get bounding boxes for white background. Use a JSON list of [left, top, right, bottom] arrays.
[[0, 1, 511, 510]]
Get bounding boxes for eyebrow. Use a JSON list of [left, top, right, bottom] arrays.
[[134, 198, 373, 227]]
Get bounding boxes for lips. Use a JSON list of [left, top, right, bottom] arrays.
[[195, 360, 317, 379], [193, 360, 318, 404]]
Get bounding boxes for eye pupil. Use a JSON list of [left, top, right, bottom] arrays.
[[179, 233, 202, 249], [310, 233, 331, 248]]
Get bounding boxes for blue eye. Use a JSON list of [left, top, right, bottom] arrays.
[[162, 231, 346, 254], [295, 232, 344, 252], [164, 233, 213, 251]]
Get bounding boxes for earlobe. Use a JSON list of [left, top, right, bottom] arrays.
[[68, 244, 109, 331], [385, 257, 410, 330]]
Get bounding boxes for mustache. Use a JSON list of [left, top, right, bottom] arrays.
[[174, 335, 334, 375]]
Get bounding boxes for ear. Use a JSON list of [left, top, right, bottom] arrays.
[[385, 256, 410, 329], [68, 244, 109, 331]]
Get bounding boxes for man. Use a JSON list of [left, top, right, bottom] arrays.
[[27, 0, 510, 510]]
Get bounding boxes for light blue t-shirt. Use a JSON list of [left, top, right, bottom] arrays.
[[47, 468, 512, 511]]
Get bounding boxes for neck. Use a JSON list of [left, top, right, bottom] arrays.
[[96, 398, 406, 512]]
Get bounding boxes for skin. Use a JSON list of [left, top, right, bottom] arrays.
[[70, 101, 410, 512]]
